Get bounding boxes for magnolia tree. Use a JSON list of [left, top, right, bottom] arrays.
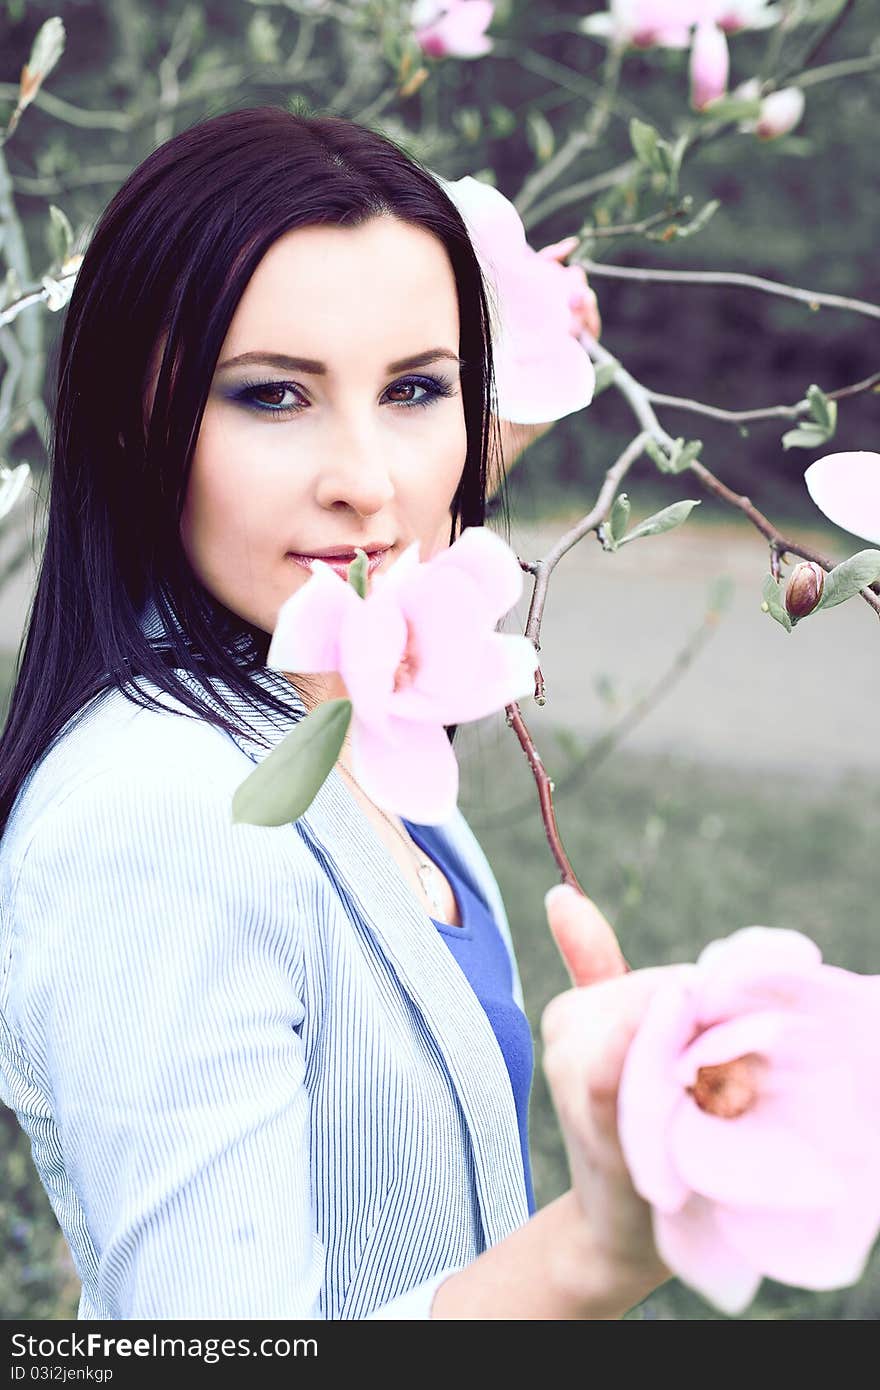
[[2, 2, 880, 1318]]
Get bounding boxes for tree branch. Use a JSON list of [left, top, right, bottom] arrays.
[[577, 259, 880, 321]]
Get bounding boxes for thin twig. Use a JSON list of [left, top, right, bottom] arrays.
[[577, 259, 880, 321], [502, 702, 585, 893], [644, 367, 880, 426], [523, 432, 652, 653], [520, 161, 639, 232], [581, 204, 691, 240], [10, 165, 137, 197], [777, 0, 858, 84], [792, 54, 880, 89]]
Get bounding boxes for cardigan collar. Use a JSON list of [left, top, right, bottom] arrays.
[[137, 595, 530, 1244]]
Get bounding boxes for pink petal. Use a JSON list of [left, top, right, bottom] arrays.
[[617, 968, 701, 1213], [654, 1196, 762, 1316], [696, 926, 822, 976], [416, 0, 494, 58], [690, 23, 730, 110], [395, 631, 537, 725], [337, 590, 408, 736], [667, 1092, 846, 1211], [494, 329, 596, 425], [266, 560, 360, 674], [437, 176, 595, 423], [369, 539, 422, 599], [351, 714, 459, 825], [673, 1009, 787, 1081], [428, 525, 524, 625], [385, 565, 536, 723], [755, 87, 805, 139], [536, 235, 580, 263], [437, 172, 528, 263], [804, 451, 880, 545], [715, 1197, 880, 1291]]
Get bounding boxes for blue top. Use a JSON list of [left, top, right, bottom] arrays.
[[403, 820, 536, 1216]]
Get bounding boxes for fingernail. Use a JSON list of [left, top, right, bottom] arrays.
[[544, 883, 577, 911]]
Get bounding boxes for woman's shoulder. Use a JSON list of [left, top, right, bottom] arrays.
[[1, 677, 268, 884]]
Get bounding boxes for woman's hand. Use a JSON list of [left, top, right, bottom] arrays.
[[541, 884, 673, 1310]]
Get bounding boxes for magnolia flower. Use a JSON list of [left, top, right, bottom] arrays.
[[411, 0, 494, 59], [584, 0, 696, 48], [436, 174, 596, 423], [618, 927, 880, 1315], [804, 451, 880, 545], [690, 21, 729, 109], [583, 0, 780, 49], [266, 527, 538, 823]]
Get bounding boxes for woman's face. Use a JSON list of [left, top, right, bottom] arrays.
[[179, 214, 468, 645]]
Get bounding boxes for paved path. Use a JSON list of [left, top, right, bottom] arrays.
[[500, 512, 879, 780], [3, 501, 877, 776]]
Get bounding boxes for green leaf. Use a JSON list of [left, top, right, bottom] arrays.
[[630, 118, 661, 169], [781, 422, 832, 450], [804, 383, 837, 437], [608, 493, 631, 543], [668, 438, 703, 473], [347, 549, 369, 599], [617, 498, 701, 546], [815, 549, 880, 612], [806, 383, 831, 429], [526, 109, 555, 163], [668, 199, 720, 241], [699, 95, 763, 124], [761, 573, 792, 633], [592, 361, 618, 396], [231, 698, 353, 826], [488, 103, 516, 139], [649, 437, 703, 474]]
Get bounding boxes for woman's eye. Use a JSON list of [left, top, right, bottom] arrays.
[[383, 375, 453, 405], [236, 380, 305, 411]]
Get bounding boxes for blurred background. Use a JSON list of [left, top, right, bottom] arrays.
[[1, 0, 878, 1320]]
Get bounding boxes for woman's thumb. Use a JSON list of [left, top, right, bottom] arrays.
[[544, 882, 629, 987]]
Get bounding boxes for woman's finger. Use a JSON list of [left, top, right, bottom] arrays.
[[544, 882, 628, 988]]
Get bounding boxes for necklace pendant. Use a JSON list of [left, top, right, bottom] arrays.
[[418, 862, 445, 916]]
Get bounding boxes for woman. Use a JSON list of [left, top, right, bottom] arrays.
[[0, 106, 669, 1319]]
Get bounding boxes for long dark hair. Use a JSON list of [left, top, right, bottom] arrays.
[[0, 105, 509, 839]]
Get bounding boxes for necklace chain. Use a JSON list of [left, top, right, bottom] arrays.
[[335, 760, 448, 918]]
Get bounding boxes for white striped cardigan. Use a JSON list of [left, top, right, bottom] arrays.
[[0, 599, 531, 1319]]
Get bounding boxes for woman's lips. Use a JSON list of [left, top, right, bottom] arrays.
[[286, 549, 389, 579]]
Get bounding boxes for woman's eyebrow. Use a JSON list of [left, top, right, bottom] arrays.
[[216, 348, 464, 374]]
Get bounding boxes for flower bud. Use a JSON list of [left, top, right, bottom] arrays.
[[784, 561, 825, 621], [690, 23, 730, 111], [755, 87, 805, 140]]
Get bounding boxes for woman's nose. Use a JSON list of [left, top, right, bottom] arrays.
[[313, 425, 396, 516]]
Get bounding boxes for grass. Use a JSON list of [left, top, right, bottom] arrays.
[[2, 680, 878, 1319]]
